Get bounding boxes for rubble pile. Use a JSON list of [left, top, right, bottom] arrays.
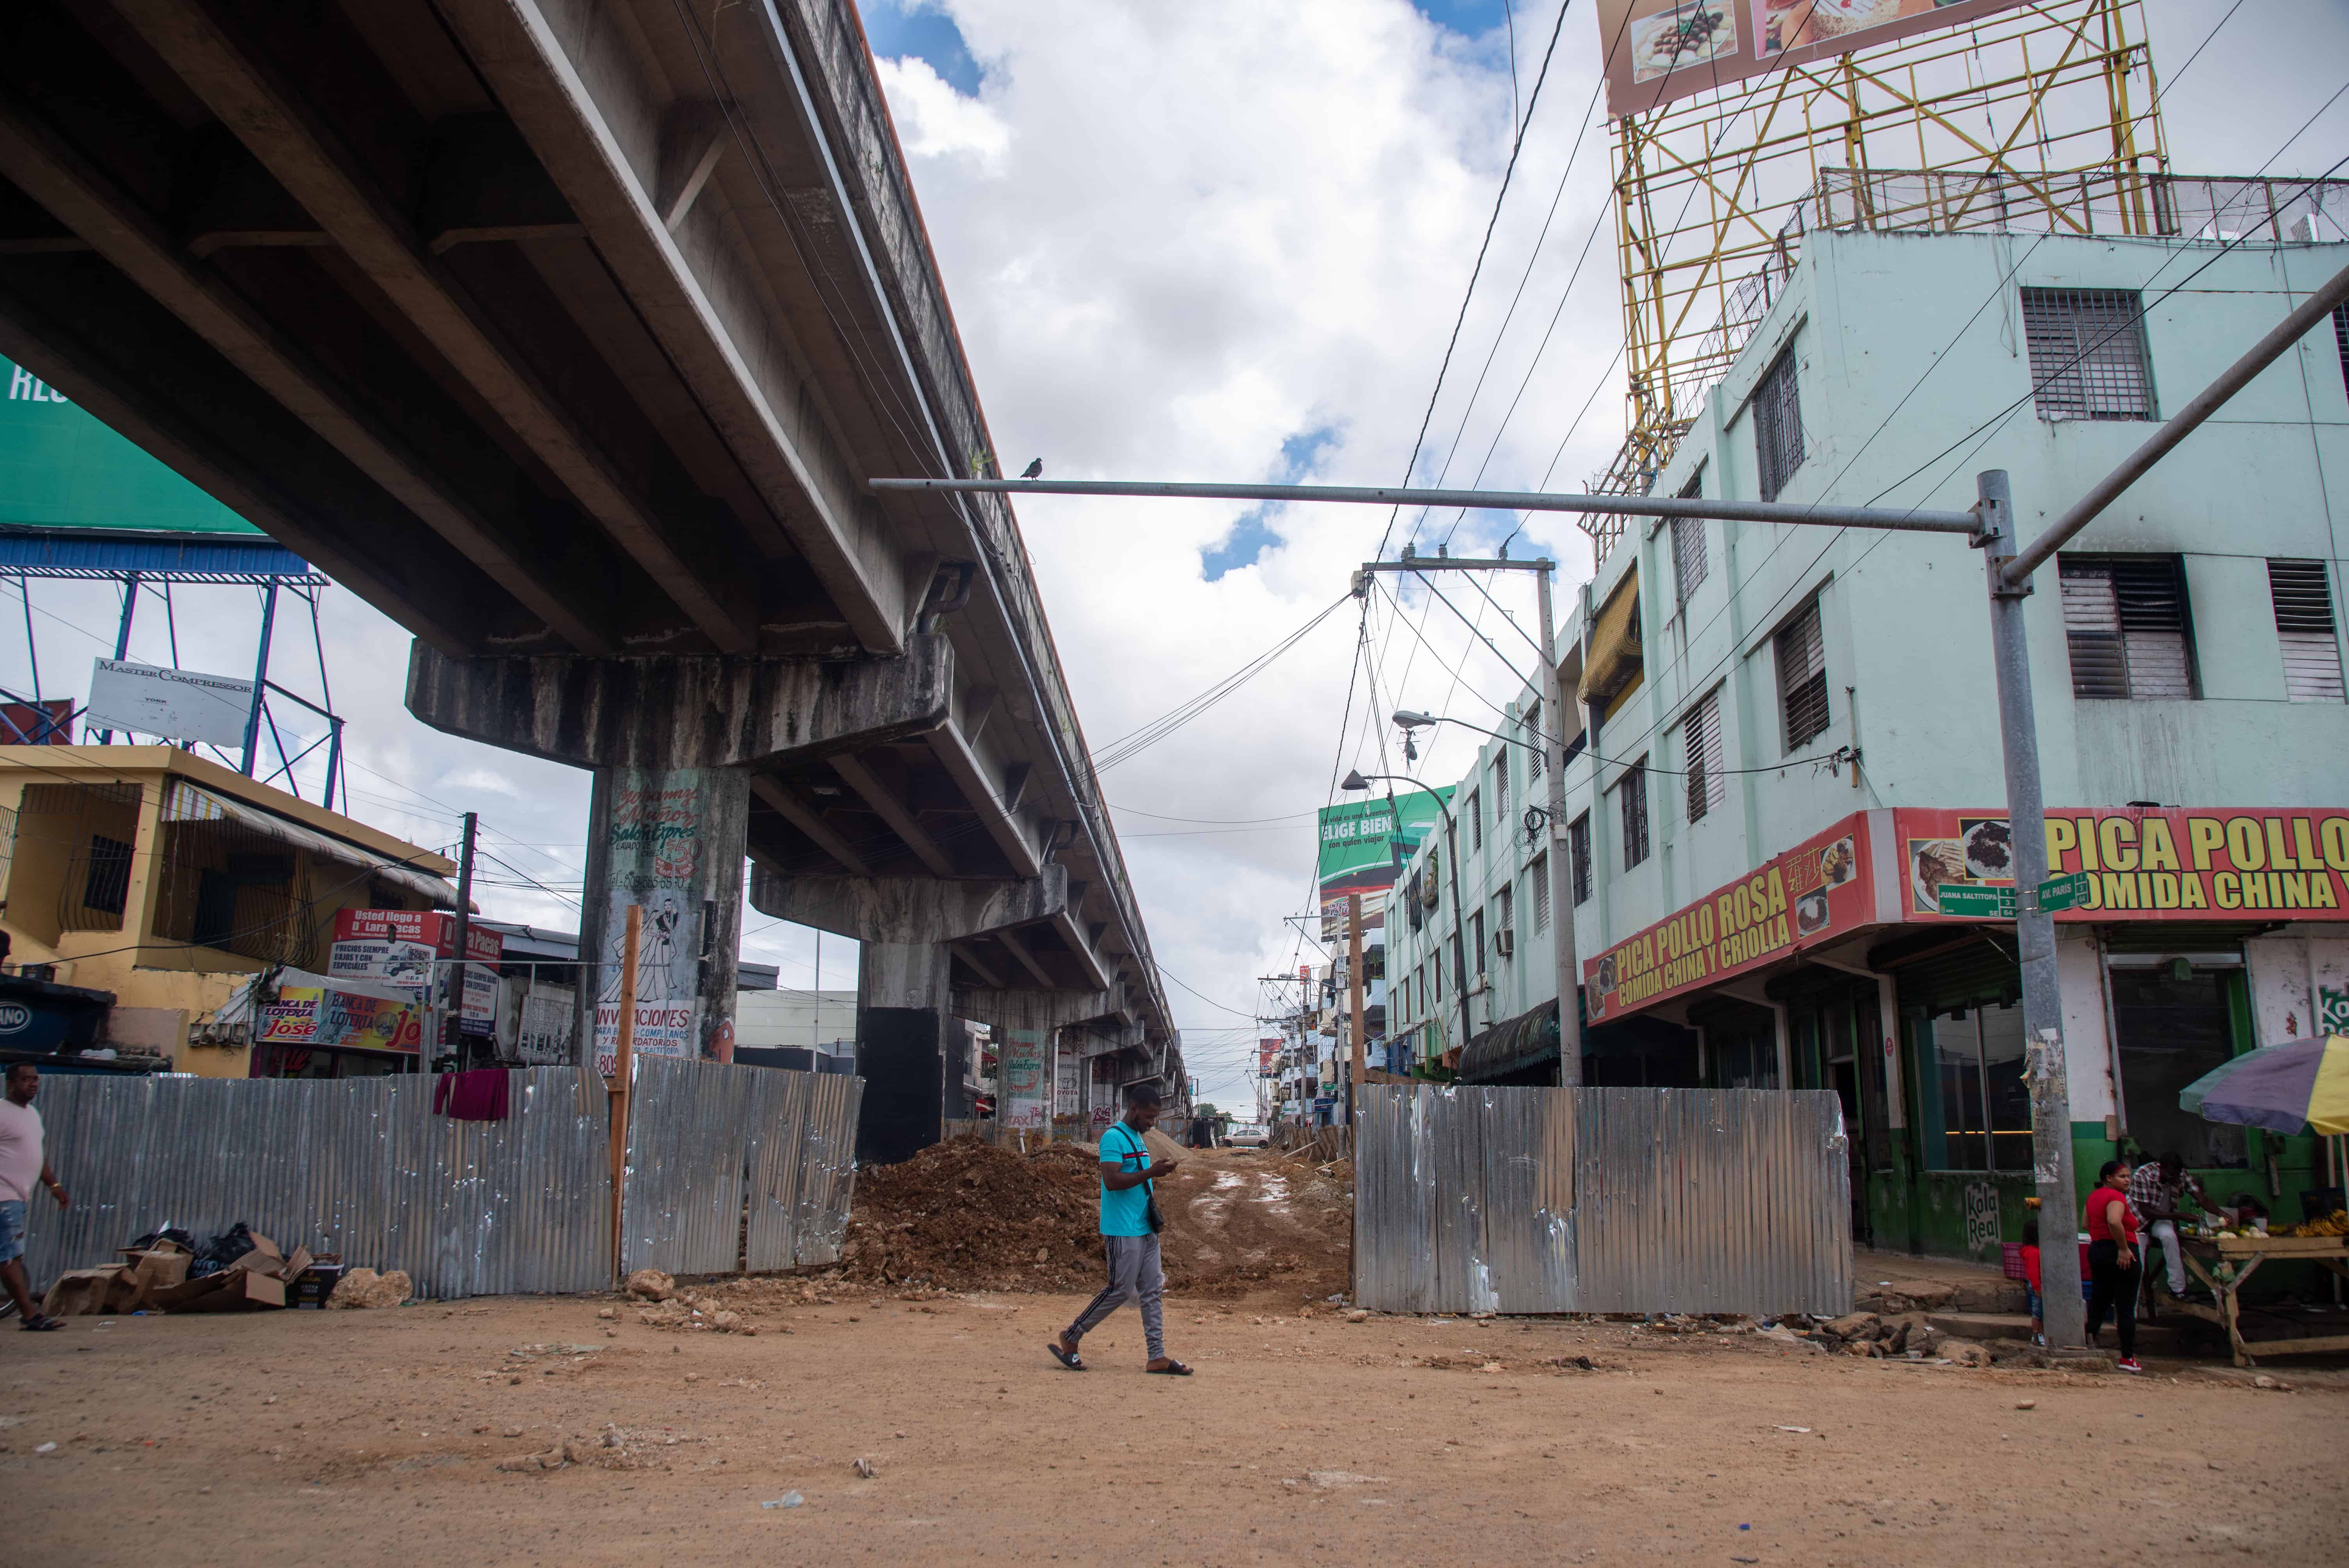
[[839, 1135, 1104, 1291]]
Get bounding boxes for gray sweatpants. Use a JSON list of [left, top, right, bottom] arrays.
[[1066, 1233, 1164, 1361]]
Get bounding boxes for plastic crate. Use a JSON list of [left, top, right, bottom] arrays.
[[2000, 1242, 2025, 1280]]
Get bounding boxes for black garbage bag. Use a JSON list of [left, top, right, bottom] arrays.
[[126, 1226, 196, 1254], [191, 1222, 256, 1278]]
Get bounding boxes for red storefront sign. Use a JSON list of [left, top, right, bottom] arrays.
[[1583, 813, 1877, 1022], [1898, 807, 2349, 920], [1585, 806, 2349, 1022]]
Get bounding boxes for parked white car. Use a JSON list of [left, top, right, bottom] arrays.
[[1224, 1122, 1270, 1148]]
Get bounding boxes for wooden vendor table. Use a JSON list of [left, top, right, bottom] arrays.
[[2173, 1234, 2349, 1367]]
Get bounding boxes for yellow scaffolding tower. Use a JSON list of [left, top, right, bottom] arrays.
[[1594, 0, 2167, 553]]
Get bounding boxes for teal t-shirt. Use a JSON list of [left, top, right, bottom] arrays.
[[1098, 1121, 1153, 1237]]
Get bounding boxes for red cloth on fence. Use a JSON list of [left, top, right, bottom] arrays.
[[433, 1069, 510, 1121]]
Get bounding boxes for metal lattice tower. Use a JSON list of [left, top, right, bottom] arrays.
[[1593, 0, 2168, 553]]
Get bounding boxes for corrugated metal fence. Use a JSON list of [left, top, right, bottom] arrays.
[[1354, 1085, 1851, 1317], [22, 1063, 861, 1301]]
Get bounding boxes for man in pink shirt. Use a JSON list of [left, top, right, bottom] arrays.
[[2, 1062, 71, 1330]]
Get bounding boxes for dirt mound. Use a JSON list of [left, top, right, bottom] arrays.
[[836, 1138, 1353, 1302], [840, 1136, 1105, 1292]]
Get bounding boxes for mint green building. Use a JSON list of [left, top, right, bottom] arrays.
[[1385, 190, 2349, 1268]]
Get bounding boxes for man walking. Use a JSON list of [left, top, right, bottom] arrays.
[[2, 1062, 70, 1330], [1049, 1082, 1191, 1375]]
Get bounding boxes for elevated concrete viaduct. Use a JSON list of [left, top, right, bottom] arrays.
[[0, 0, 1178, 1156]]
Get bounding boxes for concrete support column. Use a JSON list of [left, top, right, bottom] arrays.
[[580, 765, 749, 1074], [855, 940, 956, 1165]]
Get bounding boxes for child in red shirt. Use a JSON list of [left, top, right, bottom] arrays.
[[2020, 1218, 2044, 1346]]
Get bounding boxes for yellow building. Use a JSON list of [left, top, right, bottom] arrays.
[[0, 746, 458, 1076]]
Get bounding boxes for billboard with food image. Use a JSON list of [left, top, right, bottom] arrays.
[[1596, 1, 2030, 117], [1899, 807, 2349, 921]]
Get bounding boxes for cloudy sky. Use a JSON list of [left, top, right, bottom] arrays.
[[5, 0, 2344, 1115]]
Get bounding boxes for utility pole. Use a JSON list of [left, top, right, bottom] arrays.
[[447, 810, 478, 1066], [1346, 891, 1367, 1122], [1975, 470, 2084, 1349], [608, 903, 641, 1283], [1532, 565, 1582, 1085]]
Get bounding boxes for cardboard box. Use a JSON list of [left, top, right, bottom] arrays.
[[290, 1264, 344, 1309], [40, 1267, 131, 1317], [153, 1267, 286, 1313]]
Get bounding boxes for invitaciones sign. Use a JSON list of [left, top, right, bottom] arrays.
[[1901, 808, 2349, 920], [1584, 814, 1873, 1021]]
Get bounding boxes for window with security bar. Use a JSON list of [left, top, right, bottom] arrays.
[[2269, 558, 2345, 702], [1524, 699, 1543, 782], [1752, 347, 1803, 501], [1529, 851, 1550, 933], [1672, 470, 1707, 607], [1492, 752, 1508, 826], [2335, 303, 2348, 398], [1467, 788, 1482, 852], [2022, 289, 2156, 420], [1494, 884, 1513, 959], [1617, 757, 1650, 871], [1775, 600, 1830, 751], [1683, 687, 1725, 822], [1567, 813, 1592, 905], [2060, 556, 2196, 700]]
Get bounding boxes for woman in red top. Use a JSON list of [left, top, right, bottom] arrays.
[[2085, 1158, 2142, 1372]]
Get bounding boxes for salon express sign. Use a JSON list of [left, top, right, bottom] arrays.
[[1904, 807, 2349, 920]]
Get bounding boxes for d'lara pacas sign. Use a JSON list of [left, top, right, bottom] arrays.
[[1584, 816, 1873, 1021], [1905, 807, 2349, 919]]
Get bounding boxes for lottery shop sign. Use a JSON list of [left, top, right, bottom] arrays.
[[1901, 807, 2349, 920], [1584, 814, 1875, 1021]]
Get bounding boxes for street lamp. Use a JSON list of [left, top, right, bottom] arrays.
[[1341, 768, 1477, 1076]]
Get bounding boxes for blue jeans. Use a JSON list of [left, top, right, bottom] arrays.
[[0, 1199, 26, 1266]]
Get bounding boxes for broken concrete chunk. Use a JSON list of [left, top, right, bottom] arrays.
[[325, 1267, 412, 1310], [625, 1269, 675, 1302]]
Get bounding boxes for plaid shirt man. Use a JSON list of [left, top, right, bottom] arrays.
[[2126, 1163, 2177, 1222]]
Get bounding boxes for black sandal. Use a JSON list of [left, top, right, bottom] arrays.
[[1048, 1340, 1086, 1371], [1145, 1358, 1193, 1376], [18, 1314, 64, 1331]]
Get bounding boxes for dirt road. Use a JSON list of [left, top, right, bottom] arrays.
[[9, 1262, 2344, 1565]]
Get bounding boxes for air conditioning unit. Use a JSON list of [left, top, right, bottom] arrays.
[[1494, 928, 1515, 958]]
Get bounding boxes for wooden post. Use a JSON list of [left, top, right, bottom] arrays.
[[1346, 892, 1367, 1124], [608, 903, 641, 1283]]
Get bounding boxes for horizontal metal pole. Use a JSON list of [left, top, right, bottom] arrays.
[[2004, 255, 2349, 588], [1360, 556, 1552, 572], [870, 476, 1983, 534]]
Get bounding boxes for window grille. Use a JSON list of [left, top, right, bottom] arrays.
[[82, 834, 133, 916], [2022, 289, 2155, 420], [1775, 600, 1830, 750], [2270, 558, 2345, 702], [1529, 852, 1551, 933], [1752, 347, 1803, 500], [1524, 699, 1543, 782], [1467, 788, 1482, 852], [1492, 752, 1508, 823], [1469, 911, 1486, 976], [1495, 884, 1513, 955], [1683, 687, 1725, 821], [1672, 470, 1708, 605], [1567, 813, 1592, 905], [2060, 557, 2194, 700], [2334, 303, 2347, 399], [1617, 758, 1650, 870]]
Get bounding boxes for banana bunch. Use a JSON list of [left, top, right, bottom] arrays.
[[2288, 1208, 2349, 1238]]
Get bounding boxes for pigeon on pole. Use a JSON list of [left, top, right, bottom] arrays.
[[1021, 459, 1043, 479]]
